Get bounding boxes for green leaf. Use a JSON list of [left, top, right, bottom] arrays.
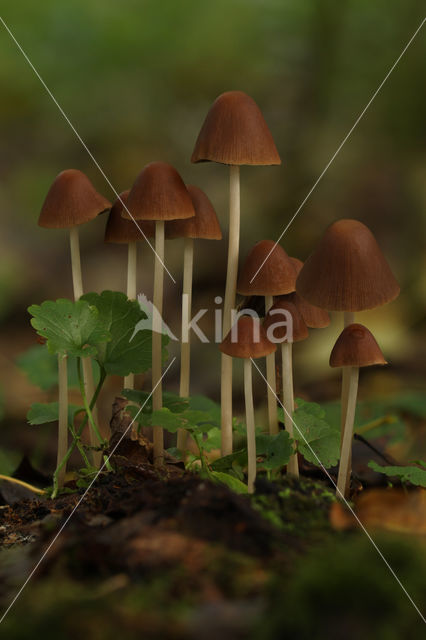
[[82, 291, 168, 376], [298, 431, 341, 468], [257, 431, 293, 471], [368, 461, 426, 487], [123, 389, 189, 414], [202, 427, 223, 452], [27, 402, 83, 426], [29, 298, 110, 357], [210, 470, 248, 494], [188, 395, 221, 425], [288, 400, 341, 469], [150, 408, 186, 433], [211, 449, 248, 472]]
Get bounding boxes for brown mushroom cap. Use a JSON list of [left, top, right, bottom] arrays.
[[38, 169, 111, 229], [191, 91, 281, 166], [237, 240, 297, 296], [330, 323, 387, 368], [219, 315, 276, 359], [263, 300, 308, 343], [122, 162, 195, 222], [296, 219, 400, 312], [165, 185, 222, 240], [285, 292, 331, 329], [104, 191, 155, 243]]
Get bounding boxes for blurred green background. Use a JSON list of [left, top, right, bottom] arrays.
[[0, 0, 425, 461]]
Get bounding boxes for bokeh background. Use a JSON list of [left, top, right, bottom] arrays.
[[0, 0, 425, 467]]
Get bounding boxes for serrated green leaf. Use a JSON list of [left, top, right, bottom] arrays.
[[82, 291, 167, 376], [27, 402, 83, 426], [368, 461, 426, 487], [210, 470, 248, 494], [257, 430, 293, 470], [298, 431, 341, 468], [202, 427, 223, 452], [289, 403, 332, 443], [290, 400, 340, 468], [151, 408, 186, 433], [29, 298, 110, 357]]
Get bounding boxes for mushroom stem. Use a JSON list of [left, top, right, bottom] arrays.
[[177, 237, 194, 453], [244, 358, 256, 493], [281, 342, 299, 477], [337, 366, 359, 498], [69, 226, 100, 465], [152, 220, 165, 464], [341, 311, 355, 484], [124, 241, 138, 390], [265, 295, 278, 435], [221, 165, 240, 455], [56, 353, 68, 490]]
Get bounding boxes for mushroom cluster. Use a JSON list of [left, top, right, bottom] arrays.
[[36, 90, 399, 497]]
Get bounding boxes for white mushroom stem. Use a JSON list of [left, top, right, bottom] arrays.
[[281, 342, 299, 477], [56, 353, 68, 490], [69, 226, 100, 465], [337, 366, 359, 498], [221, 165, 240, 456], [265, 295, 278, 435], [341, 311, 355, 484], [152, 220, 165, 464], [177, 237, 194, 453], [124, 241, 137, 390], [244, 358, 256, 493]]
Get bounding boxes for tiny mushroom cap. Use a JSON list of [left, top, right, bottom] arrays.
[[263, 299, 308, 343], [104, 190, 155, 243], [237, 240, 297, 297], [165, 185, 222, 240], [219, 315, 276, 359], [38, 169, 111, 228], [123, 162, 195, 221], [296, 219, 400, 312], [191, 91, 281, 166], [284, 256, 330, 329], [330, 323, 387, 368]]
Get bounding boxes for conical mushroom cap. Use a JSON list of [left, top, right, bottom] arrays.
[[165, 185, 222, 240], [285, 292, 331, 329], [263, 300, 308, 343], [38, 169, 111, 228], [191, 91, 281, 166], [123, 162, 195, 221], [296, 219, 400, 311], [104, 191, 155, 243], [237, 240, 297, 296], [330, 323, 387, 368], [219, 315, 276, 359]]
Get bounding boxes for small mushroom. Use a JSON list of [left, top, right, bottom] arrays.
[[104, 190, 155, 390], [123, 162, 195, 464], [166, 185, 222, 454], [264, 300, 308, 477], [330, 323, 387, 497], [39, 169, 111, 474], [192, 91, 281, 456], [219, 315, 276, 493], [237, 240, 297, 435]]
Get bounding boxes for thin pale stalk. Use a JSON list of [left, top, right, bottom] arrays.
[[56, 353, 68, 490], [221, 165, 240, 455], [281, 342, 299, 477], [152, 220, 165, 464], [341, 310, 355, 486], [177, 237, 194, 453], [124, 241, 138, 390], [244, 358, 256, 494], [265, 295, 278, 434], [337, 366, 359, 498]]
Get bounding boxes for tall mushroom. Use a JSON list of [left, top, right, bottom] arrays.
[[219, 315, 276, 493], [264, 299, 308, 477], [166, 185, 222, 453], [39, 169, 111, 474], [237, 240, 297, 435], [104, 190, 155, 389], [191, 91, 281, 455], [296, 219, 399, 458], [330, 323, 387, 497], [123, 162, 195, 464]]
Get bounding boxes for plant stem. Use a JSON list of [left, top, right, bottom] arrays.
[[337, 366, 359, 498], [152, 220, 165, 464], [281, 342, 299, 477], [177, 237, 194, 453], [78, 358, 105, 447], [124, 241, 138, 391], [221, 165, 240, 456], [265, 295, 278, 435], [56, 353, 68, 490], [244, 358, 256, 493]]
